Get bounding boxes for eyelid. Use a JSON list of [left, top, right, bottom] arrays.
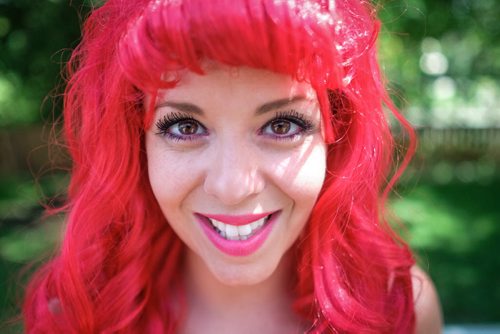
[[275, 110, 314, 125], [154, 112, 208, 140], [258, 109, 316, 141], [263, 110, 315, 131]]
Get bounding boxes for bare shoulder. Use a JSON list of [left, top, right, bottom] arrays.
[[411, 265, 443, 334]]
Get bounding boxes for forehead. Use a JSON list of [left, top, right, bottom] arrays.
[[158, 65, 318, 105]]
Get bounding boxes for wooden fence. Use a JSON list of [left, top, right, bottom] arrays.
[[0, 125, 68, 175], [413, 127, 500, 162], [416, 127, 500, 151]]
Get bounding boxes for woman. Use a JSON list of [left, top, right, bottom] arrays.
[[24, 0, 442, 332]]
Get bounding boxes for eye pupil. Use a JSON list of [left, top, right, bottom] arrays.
[[178, 121, 198, 135], [271, 120, 290, 135]]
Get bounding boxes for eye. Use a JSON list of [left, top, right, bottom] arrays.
[[172, 120, 203, 136], [260, 110, 315, 140], [155, 113, 208, 141], [265, 119, 301, 136]]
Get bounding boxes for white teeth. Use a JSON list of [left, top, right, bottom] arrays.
[[214, 220, 224, 231], [209, 215, 270, 240], [225, 225, 239, 239], [249, 221, 260, 230], [237, 224, 252, 236]]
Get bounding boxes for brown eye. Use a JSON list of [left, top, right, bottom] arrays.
[[155, 113, 208, 140], [270, 120, 291, 135], [178, 120, 199, 135], [259, 110, 314, 141]]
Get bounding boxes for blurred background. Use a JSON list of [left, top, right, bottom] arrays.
[[0, 0, 499, 331]]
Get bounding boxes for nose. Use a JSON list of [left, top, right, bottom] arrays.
[[203, 141, 265, 205]]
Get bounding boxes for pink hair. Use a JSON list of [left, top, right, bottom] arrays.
[[23, 0, 416, 332]]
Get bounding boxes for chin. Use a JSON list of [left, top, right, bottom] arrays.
[[208, 258, 280, 287]]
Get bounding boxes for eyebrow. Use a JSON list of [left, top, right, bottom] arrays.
[[255, 96, 308, 115], [155, 95, 308, 115], [155, 101, 204, 115]]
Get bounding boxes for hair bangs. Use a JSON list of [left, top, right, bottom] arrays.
[[118, 0, 348, 93]]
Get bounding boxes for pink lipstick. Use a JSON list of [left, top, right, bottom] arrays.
[[195, 211, 280, 257]]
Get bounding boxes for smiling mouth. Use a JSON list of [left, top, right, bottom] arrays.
[[195, 211, 281, 256], [208, 214, 272, 241]]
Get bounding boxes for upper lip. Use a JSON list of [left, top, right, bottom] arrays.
[[196, 211, 276, 226]]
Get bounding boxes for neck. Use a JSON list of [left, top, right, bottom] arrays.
[[180, 250, 304, 334]]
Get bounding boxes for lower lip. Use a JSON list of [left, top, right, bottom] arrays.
[[196, 212, 280, 257]]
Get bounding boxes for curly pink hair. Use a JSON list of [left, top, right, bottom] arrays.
[[23, 0, 416, 332]]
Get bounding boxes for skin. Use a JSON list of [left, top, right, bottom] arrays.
[[146, 65, 326, 332], [145, 64, 442, 333], [413, 266, 444, 334]]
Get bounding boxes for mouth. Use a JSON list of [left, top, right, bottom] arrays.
[[207, 214, 272, 241], [194, 211, 281, 256]]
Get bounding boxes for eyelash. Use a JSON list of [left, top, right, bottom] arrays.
[[154, 112, 206, 142], [154, 110, 315, 142], [260, 110, 315, 141]]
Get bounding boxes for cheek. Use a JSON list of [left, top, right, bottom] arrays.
[[146, 139, 197, 211], [271, 140, 327, 204]]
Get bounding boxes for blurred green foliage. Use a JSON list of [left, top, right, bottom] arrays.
[[0, 0, 89, 127], [392, 178, 500, 322], [378, 0, 500, 127], [0, 174, 65, 331]]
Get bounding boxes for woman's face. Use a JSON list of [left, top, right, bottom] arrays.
[[146, 65, 327, 286]]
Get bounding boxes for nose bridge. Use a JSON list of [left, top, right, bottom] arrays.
[[203, 136, 264, 205]]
